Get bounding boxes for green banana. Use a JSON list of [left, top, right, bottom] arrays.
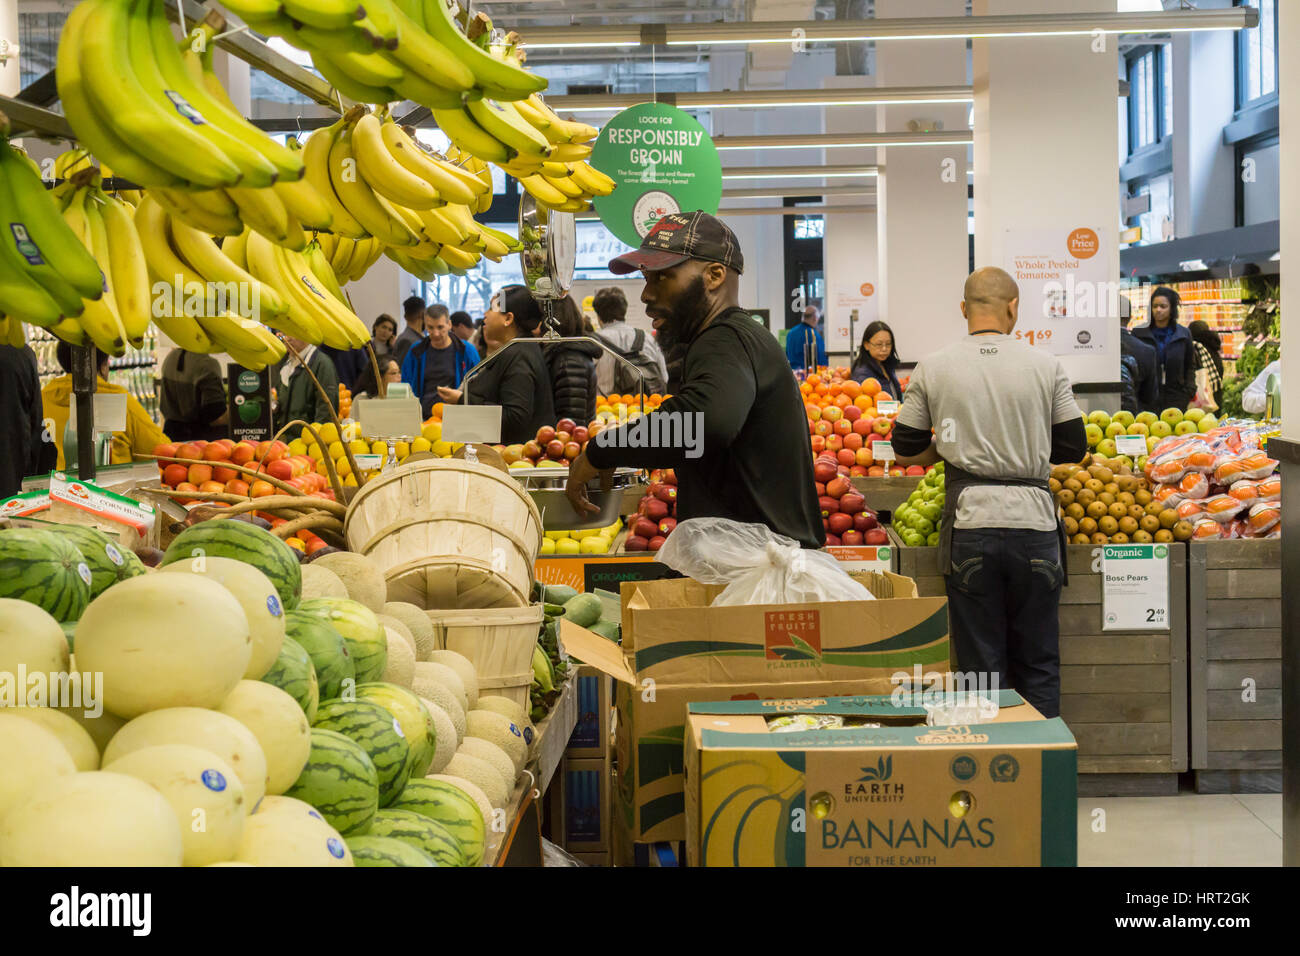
[[531, 643, 555, 693]]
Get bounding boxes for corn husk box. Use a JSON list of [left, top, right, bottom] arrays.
[[683, 690, 1077, 867], [560, 570, 950, 846]]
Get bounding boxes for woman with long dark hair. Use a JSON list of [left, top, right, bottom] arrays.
[[1188, 319, 1225, 411], [850, 320, 904, 400], [532, 295, 601, 424], [1131, 286, 1197, 410]]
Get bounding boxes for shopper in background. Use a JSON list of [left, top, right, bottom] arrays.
[[392, 296, 428, 366], [565, 211, 824, 548], [450, 311, 475, 342], [850, 320, 904, 399], [590, 285, 668, 396], [534, 295, 601, 424], [1188, 319, 1225, 411], [401, 306, 480, 418], [370, 314, 398, 359], [354, 356, 403, 400], [159, 348, 228, 442], [317, 342, 366, 392], [0, 343, 50, 498], [438, 285, 554, 444], [278, 336, 339, 427], [892, 267, 1087, 719], [785, 302, 827, 372], [1118, 297, 1159, 414], [43, 343, 171, 472], [1131, 286, 1196, 410]]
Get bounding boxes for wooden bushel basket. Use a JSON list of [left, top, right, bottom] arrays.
[[428, 605, 547, 709], [345, 458, 544, 609]]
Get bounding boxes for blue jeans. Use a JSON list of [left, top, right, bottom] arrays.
[[944, 528, 1064, 718]]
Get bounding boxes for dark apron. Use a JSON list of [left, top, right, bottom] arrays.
[[936, 462, 1069, 585]]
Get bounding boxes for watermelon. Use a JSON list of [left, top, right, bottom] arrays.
[[285, 728, 379, 835], [0, 529, 92, 622], [312, 699, 411, 807], [345, 835, 438, 866], [367, 809, 466, 867], [285, 610, 354, 700], [160, 520, 302, 610], [388, 778, 487, 866], [355, 682, 437, 778], [296, 598, 387, 684], [44, 524, 145, 599], [261, 635, 320, 722]]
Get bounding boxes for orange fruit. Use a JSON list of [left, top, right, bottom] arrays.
[[854, 395, 873, 411], [828, 383, 842, 397], [806, 374, 821, 387], [834, 393, 851, 408], [841, 381, 862, 399], [862, 378, 881, 397]]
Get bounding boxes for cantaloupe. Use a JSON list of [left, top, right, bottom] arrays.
[[234, 808, 353, 866], [311, 552, 386, 612], [424, 773, 495, 846], [419, 698, 458, 774], [383, 602, 436, 660], [5, 707, 99, 770], [0, 771, 183, 867], [381, 627, 415, 688], [300, 564, 348, 601], [413, 677, 464, 742], [104, 744, 246, 866], [159, 557, 285, 680], [413, 661, 467, 711], [0, 599, 70, 704], [443, 752, 509, 807], [74, 574, 251, 717], [474, 695, 528, 726], [427, 650, 478, 707], [376, 614, 416, 656], [0, 715, 76, 817], [465, 710, 527, 773], [458, 737, 517, 793], [103, 707, 269, 811], [217, 681, 311, 795]]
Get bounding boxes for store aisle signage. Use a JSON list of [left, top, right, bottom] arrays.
[[589, 103, 722, 249], [1115, 435, 1148, 458], [228, 366, 272, 443], [1101, 544, 1170, 631], [1003, 226, 1110, 358], [826, 545, 892, 573]]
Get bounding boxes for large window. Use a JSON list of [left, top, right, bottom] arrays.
[[1126, 46, 1171, 155], [1236, 0, 1278, 108]]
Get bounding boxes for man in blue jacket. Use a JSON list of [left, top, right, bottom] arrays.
[[785, 303, 827, 371], [401, 309, 480, 418]]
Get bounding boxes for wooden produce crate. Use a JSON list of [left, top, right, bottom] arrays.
[[886, 532, 1189, 792], [1188, 538, 1282, 793]]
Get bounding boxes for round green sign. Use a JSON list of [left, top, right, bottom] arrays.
[[589, 103, 722, 249]]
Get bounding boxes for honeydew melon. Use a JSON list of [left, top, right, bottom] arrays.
[[5, 707, 99, 770], [0, 715, 77, 817], [0, 599, 70, 702], [159, 557, 285, 679], [217, 681, 312, 795], [233, 807, 353, 866], [310, 552, 387, 612]]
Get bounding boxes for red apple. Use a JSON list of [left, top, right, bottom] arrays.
[[555, 431, 572, 446], [664, 469, 677, 485], [841, 530, 864, 547], [212, 465, 238, 485], [523, 440, 542, 459], [826, 434, 843, 454], [826, 476, 852, 499], [873, 418, 893, 435], [202, 442, 230, 462], [267, 459, 294, 482], [230, 442, 256, 466], [839, 492, 866, 514], [658, 516, 677, 536], [563, 441, 581, 460], [905, 465, 926, 476], [810, 435, 826, 454], [153, 443, 179, 466], [855, 448, 874, 467], [176, 442, 203, 462], [843, 405, 862, 422], [888, 467, 905, 477], [187, 463, 212, 485], [625, 534, 649, 552], [850, 465, 868, 477], [853, 512, 879, 532], [654, 484, 677, 504], [556, 418, 577, 434], [864, 528, 889, 546], [162, 463, 188, 487], [837, 449, 856, 467], [813, 421, 833, 438], [571, 426, 589, 445], [647, 535, 666, 552], [546, 439, 565, 459], [828, 512, 853, 535], [634, 517, 659, 539], [836, 465, 850, 476], [537, 426, 556, 445], [225, 479, 250, 497], [645, 498, 669, 520], [852, 418, 874, 437], [867, 465, 886, 477]]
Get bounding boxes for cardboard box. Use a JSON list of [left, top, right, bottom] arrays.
[[562, 757, 611, 853], [566, 665, 613, 759], [561, 569, 949, 846], [683, 690, 1077, 867]]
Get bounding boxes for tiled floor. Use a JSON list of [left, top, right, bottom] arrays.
[[1078, 794, 1282, 866]]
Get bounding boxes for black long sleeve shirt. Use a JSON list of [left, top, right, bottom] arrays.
[[585, 308, 825, 549]]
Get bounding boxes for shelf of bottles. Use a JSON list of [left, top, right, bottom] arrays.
[[1120, 277, 1251, 375], [27, 325, 162, 423]]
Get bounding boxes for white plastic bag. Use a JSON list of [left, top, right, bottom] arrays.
[[655, 518, 875, 606]]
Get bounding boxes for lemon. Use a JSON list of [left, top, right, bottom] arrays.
[[411, 437, 432, 453], [556, 538, 581, 555], [343, 473, 358, 487], [348, 439, 369, 455], [539, 537, 556, 555], [546, 531, 570, 540], [395, 441, 410, 460], [328, 441, 345, 460], [579, 536, 609, 554], [422, 422, 442, 442], [370, 440, 387, 456], [335, 458, 352, 477], [317, 423, 340, 444], [315, 459, 328, 476], [431, 440, 454, 457], [287, 438, 308, 456]]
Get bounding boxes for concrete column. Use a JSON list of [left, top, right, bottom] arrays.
[[972, 0, 1120, 385], [1281, 1, 1297, 431], [1171, 0, 1236, 239], [0, 0, 19, 97]]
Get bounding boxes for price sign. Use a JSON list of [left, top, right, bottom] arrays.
[[873, 440, 895, 463], [875, 399, 899, 416], [1115, 435, 1148, 458], [825, 545, 893, 573], [1101, 544, 1170, 631], [1013, 329, 1054, 347]]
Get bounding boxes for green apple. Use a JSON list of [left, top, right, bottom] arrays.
[[1096, 438, 1118, 458], [926, 532, 940, 547], [1088, 410, 1112, 430], [1126, 421, 1149, 437], [1146, 436, 1160, 454], [1136, 455, 1148, 470], [1160, 407, 1184, 426], [905, 532, 925, 547], [1174, 420, 1198, 435], [1112, 410, 1135, 428], [1085, 423, 1104, 446], [1105, 422, 1127, 439], [1183, 408, 1207, 423], [1136, 411, 1159, 427], [1149, 420, 1173, 438], [914, 517, 935, 536], [920, 501, 943, 523], [1197, 415, 1218, 433]]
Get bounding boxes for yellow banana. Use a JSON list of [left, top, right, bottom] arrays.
[[227, 186, 291, 246], [352, 111, 442, 209], [132, 195, 218, 352], [524, 94, 598, 143], [542, 173, 583, 199], [152, 188, 243, 236], [96, 188, 153, 345], [569, 161, 616, 196], [221, 229, 250, 271], [273, 242, 368, 347], [379, 120, 478, 206], [329, 121, 419, 246], [303, 123, 369, 240], [65, 189, 129, 355], [169, 218, 291, 323], [437, 243, 480, 271], [243, 229, 326, 343], [329, 236, 358, 276], [548, 142, 594, 164], [519, 174, 570, 207]]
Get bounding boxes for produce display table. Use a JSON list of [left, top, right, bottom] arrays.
[[1188, 538, 1282, 793], [887, 530, 1189, 793], [487, 675, 579, 866], [851, 476, 918, 516]]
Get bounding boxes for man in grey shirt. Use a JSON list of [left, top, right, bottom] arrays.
[[892, 267, 1087, 718]]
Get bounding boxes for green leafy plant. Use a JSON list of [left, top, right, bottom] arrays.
[[1220, 281, 1280, 419]]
